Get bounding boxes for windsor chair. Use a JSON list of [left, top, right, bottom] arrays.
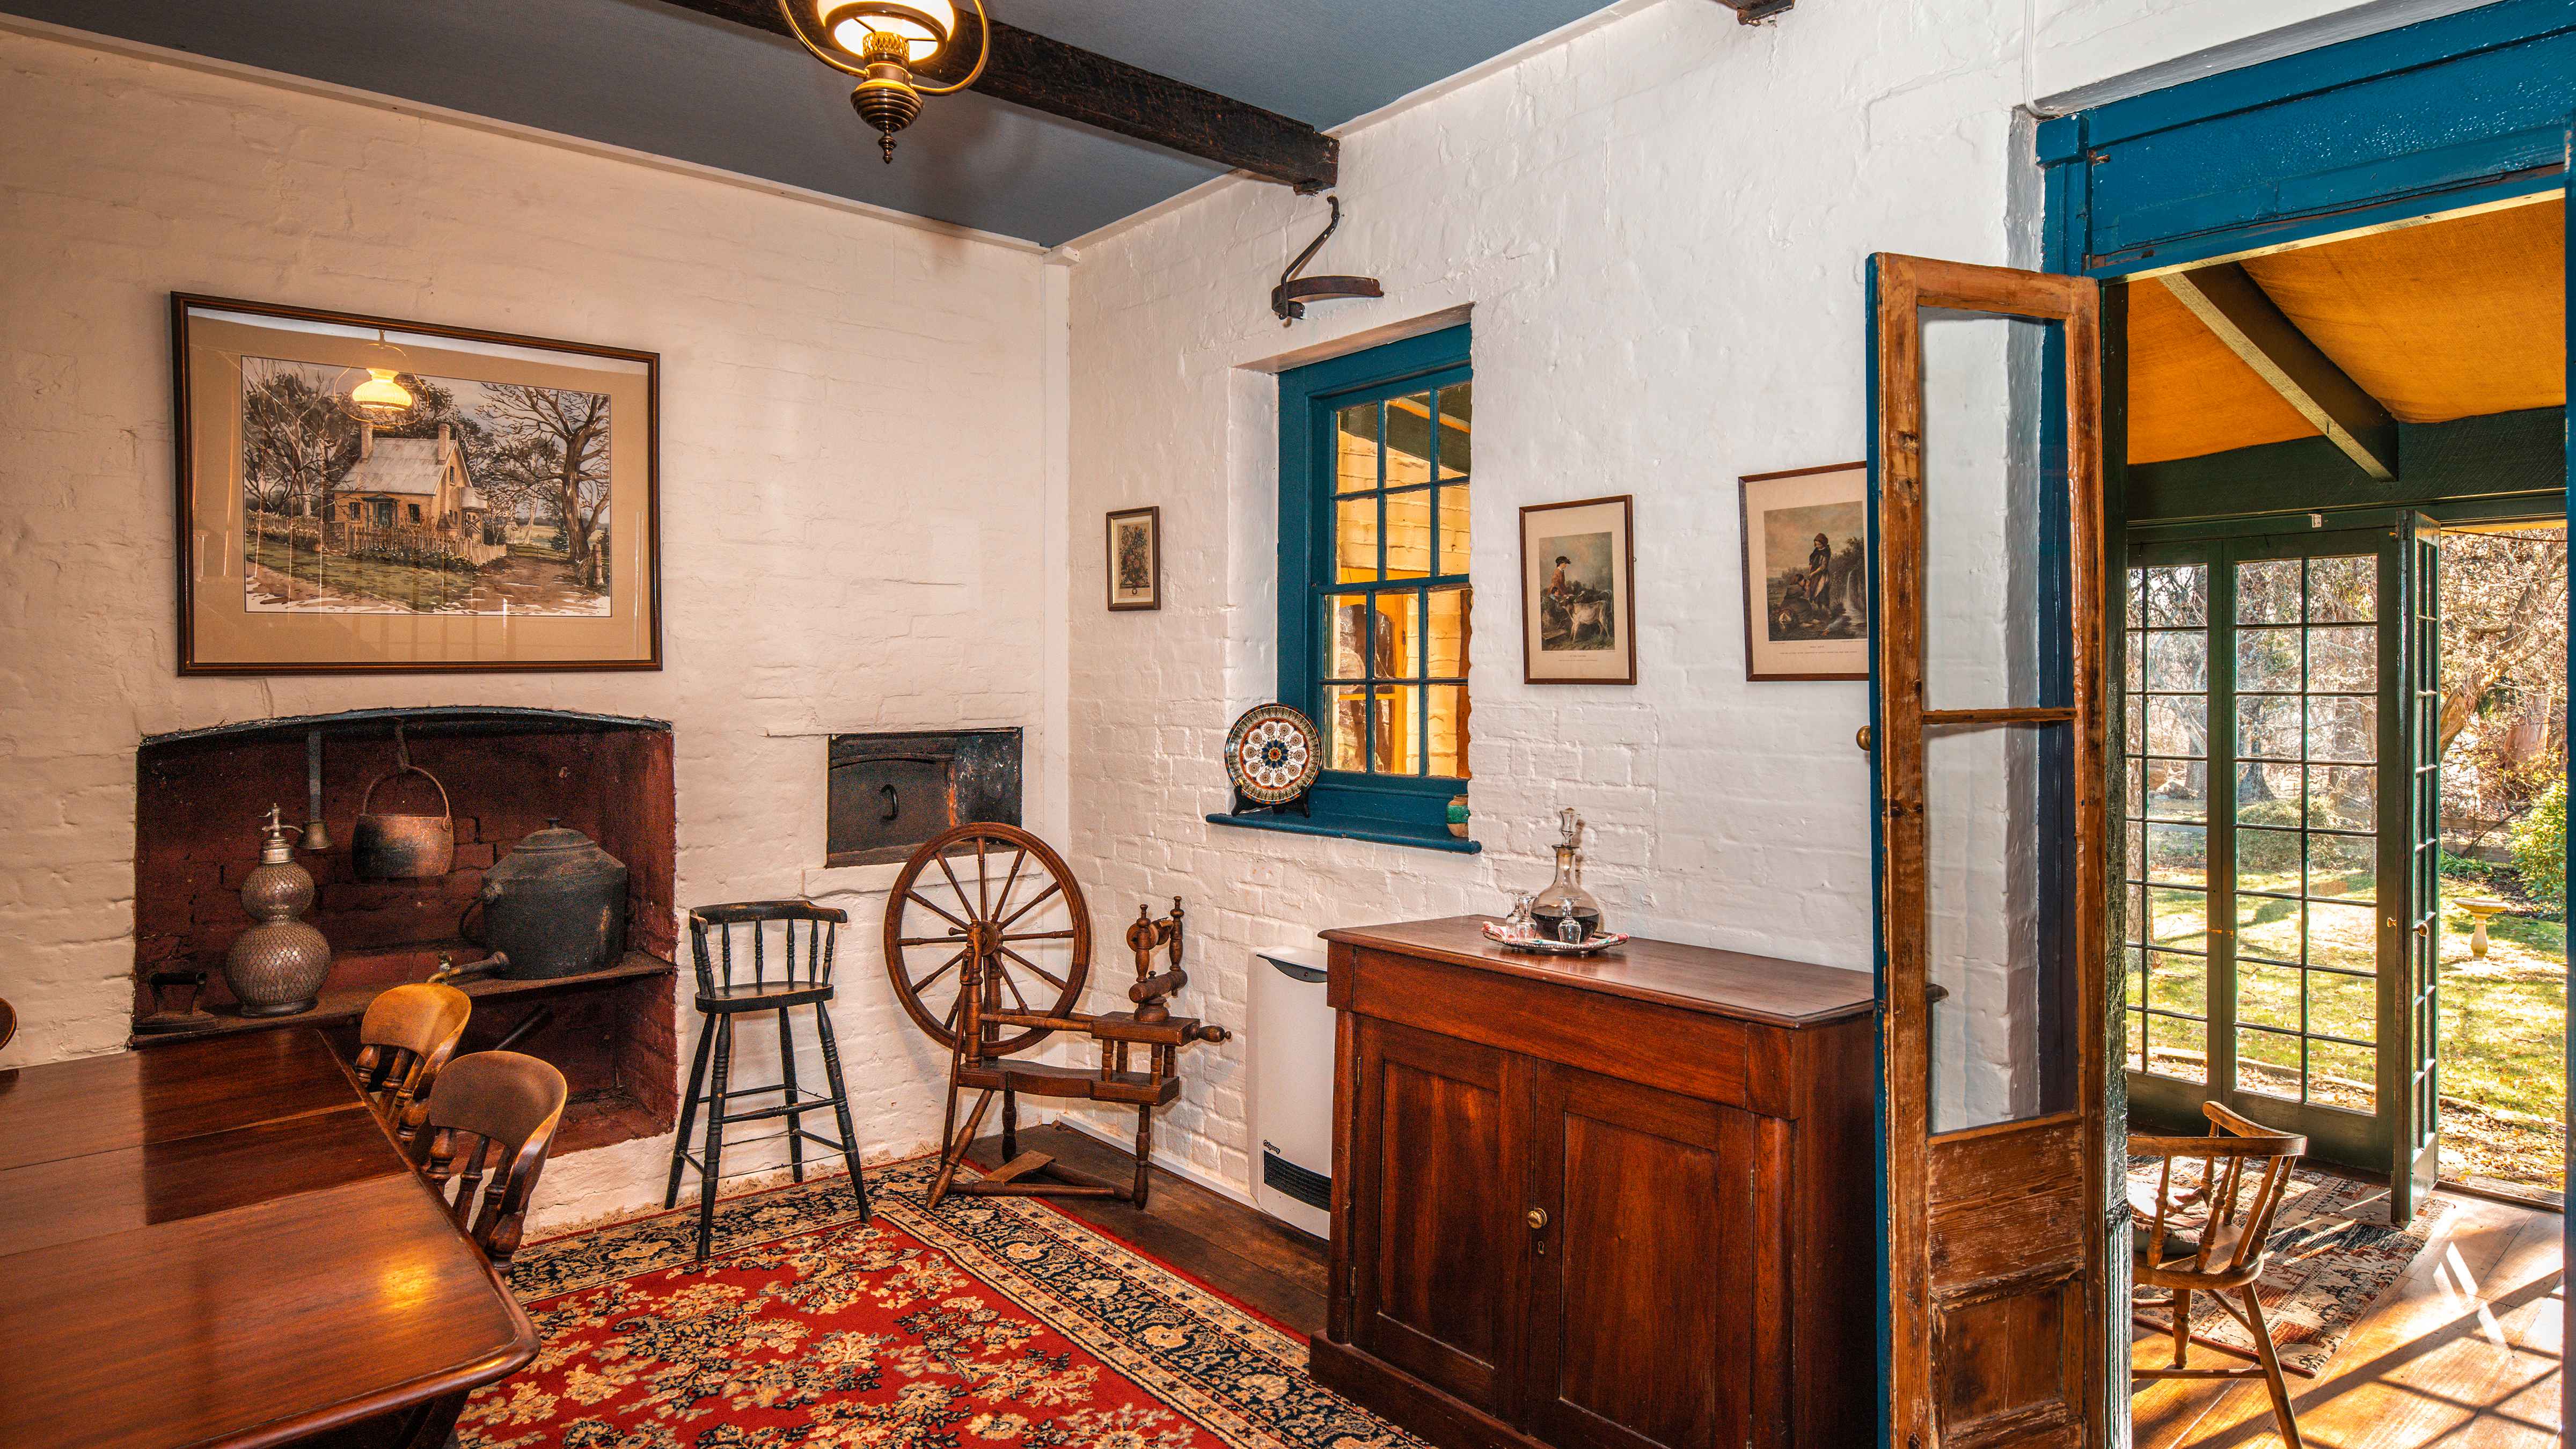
[[351, 982, 471, 1140], [664, 901, 869, 1261], [2131, 1101, 2312, 1448], [405, 1049, 567, 1267]]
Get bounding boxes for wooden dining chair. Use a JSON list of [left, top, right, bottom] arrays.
[[352, 983, 471, 1140], [404, 1050, 567, 1268], [2132, 1101, 2312, 1449]]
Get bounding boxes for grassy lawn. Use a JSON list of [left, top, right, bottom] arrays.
[[2434, 897, 2565, 1192], [2133, 853, 2564, 1193], [247, 535, 480, 613]]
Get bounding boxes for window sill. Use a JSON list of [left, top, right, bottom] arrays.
[[1204, 811, 1483, 854]]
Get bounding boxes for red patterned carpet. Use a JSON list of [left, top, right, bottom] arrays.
[[465, 1157, 1414, 1449]]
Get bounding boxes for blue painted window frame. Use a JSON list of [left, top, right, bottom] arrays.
[[1247, 324, 1479, 853]]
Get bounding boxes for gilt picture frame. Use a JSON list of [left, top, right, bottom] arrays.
[[1738, 462, 1868, 681], [1106, 506, 1162, 611], [1519, 495, 1636, 685], [172, 294, 662, 675]]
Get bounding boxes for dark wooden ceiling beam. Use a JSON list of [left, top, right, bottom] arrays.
[[656, 0, 1337, 192], [2160, 261, 2398, 480]]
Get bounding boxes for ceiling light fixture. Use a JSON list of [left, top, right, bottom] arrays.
[[779, 0, 991, 164]]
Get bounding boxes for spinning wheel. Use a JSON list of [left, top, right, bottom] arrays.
[[884, 824, 1230, 1210], [883, 823, 1092, 1057]]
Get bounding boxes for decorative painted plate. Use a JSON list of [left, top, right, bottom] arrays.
[[1225, 704, 1322, 806]]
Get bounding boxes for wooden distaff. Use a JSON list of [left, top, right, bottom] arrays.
[[1128, 898, 1187, 1022]]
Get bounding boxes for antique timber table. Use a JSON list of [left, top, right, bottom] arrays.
[[0, 1030, 540, 1449]]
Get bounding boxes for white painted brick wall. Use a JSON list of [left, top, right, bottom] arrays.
[[0, 0, 2410, 1224], [1057, 0, 2392, 1196], [0, 29, 1055, 1231]]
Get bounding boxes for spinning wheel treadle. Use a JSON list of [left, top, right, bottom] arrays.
[[884, 823, 1230, 1209]]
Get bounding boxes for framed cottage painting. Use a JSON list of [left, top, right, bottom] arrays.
[[1519, 495, 1636, 684], [1739, 462, 1867, 680], [1106, 506, 1161, 611], [172, 295, 661, 674]]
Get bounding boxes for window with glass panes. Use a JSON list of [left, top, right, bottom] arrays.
[[1273, 327, 1473, 847], [2125, 559, 2214, 1085]]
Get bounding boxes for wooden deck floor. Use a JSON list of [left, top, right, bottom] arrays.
[[2133, 1188, 2565, 1449]]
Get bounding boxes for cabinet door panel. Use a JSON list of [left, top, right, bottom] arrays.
[[1528, 1063, 1749, 1449], [1353, 1019, 1524, 1415]]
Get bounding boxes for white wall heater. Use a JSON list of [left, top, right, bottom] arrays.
[[1249, 945, 1334, 1238]]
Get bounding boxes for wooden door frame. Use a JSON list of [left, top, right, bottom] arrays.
[[2036, 6, 2575, 1440], [1871, 253, 2109, 1449]]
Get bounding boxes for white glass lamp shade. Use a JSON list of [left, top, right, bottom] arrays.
[[822, 0, 955, 62], [350, 369, 413, 413], [331, 335, 422, 427]]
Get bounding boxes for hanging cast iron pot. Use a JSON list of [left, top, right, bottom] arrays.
[[352, 726, 455, 880], [470, 819, 628, 980]]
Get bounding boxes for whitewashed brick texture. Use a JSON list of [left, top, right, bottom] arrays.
[[0, 0, 2402, 1224], [1056, 0, 2397, 1192], [0, 29, 1053, 1231]]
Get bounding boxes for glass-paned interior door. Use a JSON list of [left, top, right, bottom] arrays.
[[1869, 252, 2105, 1449], [2227, 538, 2395, 1170], [2120, 528, 2432, 1214]]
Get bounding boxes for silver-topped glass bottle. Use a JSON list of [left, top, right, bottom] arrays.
[[1528, 808, 1604, 943]]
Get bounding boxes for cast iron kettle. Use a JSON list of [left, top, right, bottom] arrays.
[[471, 819, 628, 980]]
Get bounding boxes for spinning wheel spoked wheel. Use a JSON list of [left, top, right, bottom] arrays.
[[883, 822, 1091, 1058], [887, 823, 1228, 1211]]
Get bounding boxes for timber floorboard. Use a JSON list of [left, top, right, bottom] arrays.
[[2131, 1187, 2565, 1449], [961, 1122, 1328, 1337]]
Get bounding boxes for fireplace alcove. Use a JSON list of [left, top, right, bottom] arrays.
[[133, 706, 678, 1154]]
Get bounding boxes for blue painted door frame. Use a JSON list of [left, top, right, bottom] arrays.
[[2030, 3, 2572, 1443]]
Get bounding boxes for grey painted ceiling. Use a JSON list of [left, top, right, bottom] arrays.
[[3, 0, 1622, 245]]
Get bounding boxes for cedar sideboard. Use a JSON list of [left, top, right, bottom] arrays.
[[1314, 917, 1878, 1449]]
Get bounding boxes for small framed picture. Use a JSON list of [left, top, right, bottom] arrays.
[[1738, 463, 1868, 680], [1519, 495, 1636, 685], [1106, 506, 1161, 611]]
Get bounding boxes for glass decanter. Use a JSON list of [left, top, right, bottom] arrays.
[[1528, 808, 1604, 943]]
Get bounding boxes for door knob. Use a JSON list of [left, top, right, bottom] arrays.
[[1526, 1206, 1548, 1230], [1856, 725, 1872, 752]]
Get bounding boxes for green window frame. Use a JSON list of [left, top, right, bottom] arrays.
[[1231, 324, 1477, 853]]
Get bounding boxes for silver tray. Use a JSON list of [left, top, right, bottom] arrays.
[[1480, 919, 1629, 956]]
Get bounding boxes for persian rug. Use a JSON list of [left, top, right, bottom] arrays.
[[465, 1157, 1421, 1449], [2125, 1155, 2450, 1377]]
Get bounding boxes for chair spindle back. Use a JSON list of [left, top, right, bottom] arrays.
[[352, 983, 472, 1139], [405, 1050, 568, 1265], [2135, 1101, 2308, 1283], [689, 902, 846, 998]]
